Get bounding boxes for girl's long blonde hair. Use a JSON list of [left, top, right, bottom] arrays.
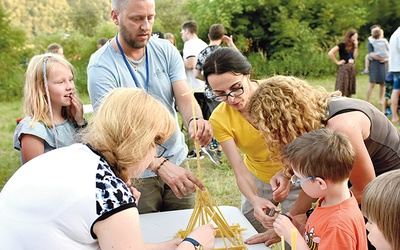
[[24, 53, 76, 127], [81, 88, 175, 183]]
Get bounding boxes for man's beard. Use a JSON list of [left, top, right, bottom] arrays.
[[120, 23, 149, 49]]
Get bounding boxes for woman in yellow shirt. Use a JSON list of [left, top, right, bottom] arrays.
[[202, 47, 305, 246]]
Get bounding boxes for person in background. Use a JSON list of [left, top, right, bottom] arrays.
[[97, 37, 108, 49], [274, 128, 367, 250], [13, 53, 86, 164], [366, 27, 389, 107], [1, 88, 216, 250], [328, 29, 359, 97], [202, 48, 303, 247], [46, 42, 64, 57], [193, 23, 238, 165], [361, 24, 382, 75], [152, 30, 164, 39], [165, 32, 177, 47], [248, 75, 400, 247], [389, 26, 400, 123], [87, 0, 213, 214], [362, 169, 400, 250], [180, 20, 210, 160]]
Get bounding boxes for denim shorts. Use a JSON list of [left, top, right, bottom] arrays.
[[393, 72, 400, 90]]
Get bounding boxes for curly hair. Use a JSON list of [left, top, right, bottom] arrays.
[[249, 75, 341, 156], [81, 88, 175, 183]]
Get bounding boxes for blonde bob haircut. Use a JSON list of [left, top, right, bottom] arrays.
[[81, 88, 175, 183], [362, 169, 400, 250], [249, 75, 341, 156], [24, 53, 76, 127]]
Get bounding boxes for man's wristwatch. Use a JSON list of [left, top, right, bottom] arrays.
[[182, 237, 203, 250]]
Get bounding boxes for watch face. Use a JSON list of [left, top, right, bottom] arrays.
[[196, 245, 204, 250]]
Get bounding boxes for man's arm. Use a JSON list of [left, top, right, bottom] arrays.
[[184, 56, 197, 70], [173, 80, 212, 146]]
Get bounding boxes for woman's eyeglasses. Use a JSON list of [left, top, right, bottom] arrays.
[[155, 143, 167, 158], [214, 86, 244, 101], [291, 174, 315, 186]]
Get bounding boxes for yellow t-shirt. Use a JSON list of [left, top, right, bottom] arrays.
[[210, 102, 282, 183]]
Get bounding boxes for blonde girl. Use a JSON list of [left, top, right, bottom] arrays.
[[13, 53, 86, 163]]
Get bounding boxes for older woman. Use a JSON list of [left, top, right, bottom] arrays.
[[0, 88, 215, 250]]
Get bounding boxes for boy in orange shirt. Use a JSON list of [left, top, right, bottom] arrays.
[[273, 128, 367, 250]]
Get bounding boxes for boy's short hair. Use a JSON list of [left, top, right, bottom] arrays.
[[209, 24, 225, 41], [362, 169, 400, 249], [280, 128, 355, 183], [372, 28, 382, 39]]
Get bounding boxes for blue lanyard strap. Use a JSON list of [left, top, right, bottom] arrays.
[[115, 34, 149, 92]]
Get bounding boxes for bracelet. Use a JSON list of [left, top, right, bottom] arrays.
[[187, 117, 200, 127], [182, 237, 203, 250], [74, 119, 88, 129], [155, 158, 169, 174]]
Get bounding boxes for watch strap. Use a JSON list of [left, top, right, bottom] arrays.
[[182, 237, 201, 249]]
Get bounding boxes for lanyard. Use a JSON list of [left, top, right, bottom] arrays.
[[115, 34, 149, 92]]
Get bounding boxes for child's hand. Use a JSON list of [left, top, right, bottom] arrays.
[[273, 214, 295, 239], [70, 91, 85, 124]]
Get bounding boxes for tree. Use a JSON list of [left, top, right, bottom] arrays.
[[0, 5, 27, 101]]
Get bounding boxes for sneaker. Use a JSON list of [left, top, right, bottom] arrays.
[[360, 69, 369, 75], [385, 107, 392, 116], [216, 150, 222, 159], [187, 149, 204, 160], [202, 146, 221, 165]]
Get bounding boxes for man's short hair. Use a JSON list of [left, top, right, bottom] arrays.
[[182, 20, 198, 34], [209, 24, 225, 41]]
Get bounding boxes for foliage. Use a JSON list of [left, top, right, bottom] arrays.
[[187, 0, 369, 77], [364, 0, 400, 37], [0, 5, 27, 102], [1, 0, 400, 99]]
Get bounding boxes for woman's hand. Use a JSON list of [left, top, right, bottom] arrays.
[[270, 170, 291, 202], [253, 197, 280, 228], [180, 224, 216, 250]]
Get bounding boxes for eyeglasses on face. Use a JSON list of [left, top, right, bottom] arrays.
[[155, 142, 167, 158], [214, 86, 244, 102], [291, 174, 315, 186]]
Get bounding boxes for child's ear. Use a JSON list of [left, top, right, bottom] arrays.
[[315, 177, 328, 190]]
